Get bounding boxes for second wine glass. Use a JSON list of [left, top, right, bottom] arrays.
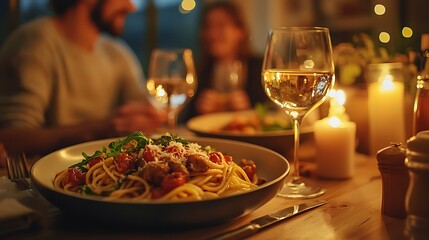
[[262, 27, 335, 198], [147, 49, 197, 132]]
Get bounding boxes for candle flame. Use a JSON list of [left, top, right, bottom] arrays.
[[328, 116, 342, 127], [335, 90, 346, 106], [329, 89, 346, 106], [186, 73, 194, 84], [381, 75, 395, 91]]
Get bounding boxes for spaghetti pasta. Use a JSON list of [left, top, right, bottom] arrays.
[[53, 132, 263, 201]]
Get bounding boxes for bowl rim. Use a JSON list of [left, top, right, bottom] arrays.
[[31, 136, 290, 205]]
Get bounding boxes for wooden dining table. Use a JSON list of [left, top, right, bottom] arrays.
[[0, 145, 409, 240]]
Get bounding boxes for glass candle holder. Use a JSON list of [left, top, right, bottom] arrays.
[[367, 63, 406, 155]]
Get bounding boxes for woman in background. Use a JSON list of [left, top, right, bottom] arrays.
[[192, 1, 267, 115]]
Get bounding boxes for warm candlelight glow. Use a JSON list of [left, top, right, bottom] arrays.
[[328, 116, 342, 128], [328, 89, 348, 121], [186, 73, 194, 84], [331, 89, 346, 106], [380, 75, 395, 91]]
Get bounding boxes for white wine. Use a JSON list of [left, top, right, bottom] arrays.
[[146, 78, 196, 110], [262, 70, 334, 114]]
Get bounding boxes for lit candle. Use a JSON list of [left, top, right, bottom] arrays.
[[314, 90, 357, 179], [368, 74, 405, 155]]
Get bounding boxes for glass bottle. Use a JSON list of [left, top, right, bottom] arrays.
[[413, 34, 429, 134]]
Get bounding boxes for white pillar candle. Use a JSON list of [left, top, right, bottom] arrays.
[[314, 117, 356, 179], [314, 89, 356, 179], [368, 74, 405, 155]]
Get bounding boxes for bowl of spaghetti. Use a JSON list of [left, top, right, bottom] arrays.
[[31, 132, 289, 227]]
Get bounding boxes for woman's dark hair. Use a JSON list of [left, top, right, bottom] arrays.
[[201, 1, 252, 60], [49, 0, 78, 15]]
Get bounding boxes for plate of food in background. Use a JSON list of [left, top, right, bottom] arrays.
[[187, 104, 315, 156]]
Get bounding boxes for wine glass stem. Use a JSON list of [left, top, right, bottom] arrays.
[[167, 110, 177, 133], [292, 118, 302, 181]]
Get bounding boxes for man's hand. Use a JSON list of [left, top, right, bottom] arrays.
[[114, 101, 166, 135]]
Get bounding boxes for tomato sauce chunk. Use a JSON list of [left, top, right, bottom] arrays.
[[143, 145, 157, 162], [209, 152, 223, 164], [64, 168, 85, 187], [114, 153, 135, 174], [88, 156, 103, 168], [161, 172, 187, 192], [223, 155, 233, 164]]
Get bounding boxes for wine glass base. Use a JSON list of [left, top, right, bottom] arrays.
[[277, 178, 326, 199]]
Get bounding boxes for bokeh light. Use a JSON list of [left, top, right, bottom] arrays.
[[402, 27, 413, 38], [374, 4, 386, 16], [379, 32, 390, 43], [179, 0, 196, 14]]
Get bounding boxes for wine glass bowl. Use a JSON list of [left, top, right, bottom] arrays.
[[262, 27, 335, 198], [262, 71, 333, 119], [147, 49, 197, 130]]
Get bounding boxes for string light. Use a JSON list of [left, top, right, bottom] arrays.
[[374, 4, 386, 16], [379, 32, 390, 43], [179, 0, 196, 14], [402, 27, 413, 38]]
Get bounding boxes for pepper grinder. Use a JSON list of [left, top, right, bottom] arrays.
[[405, 131, 429, 239], [376, 143, 409, 218]]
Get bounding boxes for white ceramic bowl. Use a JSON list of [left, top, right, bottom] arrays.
[[31, 137, 290, 227], [187, 111, 313, 155]]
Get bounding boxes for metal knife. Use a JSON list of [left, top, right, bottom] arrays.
[[209, 200, 327, 240]]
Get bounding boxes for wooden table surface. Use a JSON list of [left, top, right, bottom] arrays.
[[1, 151, 408, 240]]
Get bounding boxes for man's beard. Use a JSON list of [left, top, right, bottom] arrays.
[[91, 1, 122, 36]]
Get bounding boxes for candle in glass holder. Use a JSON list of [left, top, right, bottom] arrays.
[[367, 63, 405, 155], [314, 90, 357, 179]]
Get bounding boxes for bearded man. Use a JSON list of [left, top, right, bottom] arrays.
[[0, 0, 165, 154]]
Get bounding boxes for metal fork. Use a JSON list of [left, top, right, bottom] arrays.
[[6, 153, 32, 190]]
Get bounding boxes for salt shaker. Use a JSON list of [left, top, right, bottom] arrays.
[[405, 131, 429, 239], [376, 143, 409, 218]]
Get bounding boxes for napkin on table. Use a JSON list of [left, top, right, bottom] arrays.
[[0, 198, 37, 235]]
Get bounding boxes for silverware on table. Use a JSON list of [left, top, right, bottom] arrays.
[[6, 153, 33, 191], [209, 200, 327, 240]]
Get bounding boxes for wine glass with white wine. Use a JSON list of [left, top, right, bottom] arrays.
[[262, 27, 335, 198], [147, 49, 197, 132]]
